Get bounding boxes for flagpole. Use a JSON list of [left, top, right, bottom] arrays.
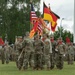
[[73, 4, 75, 43], [74, 24, 75, 43]]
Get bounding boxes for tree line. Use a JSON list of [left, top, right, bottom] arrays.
[[0, 0, 73, 44]]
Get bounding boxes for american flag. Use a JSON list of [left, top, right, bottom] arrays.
[[37, 21, 43, 35], [30, 3, 38, 24], [30, 3, 43, 35]]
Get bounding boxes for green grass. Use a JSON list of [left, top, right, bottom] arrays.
[[0, 61, 75, 75]]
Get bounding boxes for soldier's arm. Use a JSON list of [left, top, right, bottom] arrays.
[[21, 40, 26, 48]]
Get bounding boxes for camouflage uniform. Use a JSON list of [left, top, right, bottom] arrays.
[[55, 38, 65, 69], [0, 46, 5, 64], [4, 43, 13, 64], [50, 36, 57, 69], [14, 40, 23, 68], [73, 44, 75, 61], [18, 32, 34, 70], [33, 35, 44, 70], [44, 34, 52, 70], [65, 43, 68, 61], [67, 43, 74, 64]]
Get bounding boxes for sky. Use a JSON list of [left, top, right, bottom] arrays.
[[40, 0, 74, 33]]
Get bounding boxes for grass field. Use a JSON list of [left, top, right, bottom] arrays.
[[0, 61, 75, 75]]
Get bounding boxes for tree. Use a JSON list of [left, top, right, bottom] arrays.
[[0, 0, 8, 40], [53, 26, 73, 43], [0, 0, 41, 43]]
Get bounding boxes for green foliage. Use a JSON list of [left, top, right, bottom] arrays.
[[53, 26, 73, 43], [0, 0, 73, 44], [0, 0, 41, 43]]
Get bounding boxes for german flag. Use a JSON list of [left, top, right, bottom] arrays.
[[43, 2, 60, 31], [43, 2, 53, 22]]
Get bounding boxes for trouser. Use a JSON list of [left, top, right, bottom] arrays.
[[45, 55, 51, 69], [34, 53, 43, 69], [55, 53, 64, 69], [23, 51, 34, 70]]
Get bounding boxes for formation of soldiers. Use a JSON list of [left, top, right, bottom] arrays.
[[0, 31, 75, 71]]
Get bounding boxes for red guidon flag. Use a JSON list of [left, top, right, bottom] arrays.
[[29, 20, 38, 38]]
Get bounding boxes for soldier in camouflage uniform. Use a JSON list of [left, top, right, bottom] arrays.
[[55, 38, 65, 69], [65, 43, 69, 61], [43, 34, 52, 70], [14, 36, 23, 68], [4, 42, 13, 64], [73, 43, 75, 61], [20, 31, 34, 70], [50, 36, 57, 69], [0, 46, 5, 64], [67, 43, 74, 64], [33, 34, 44, 70]]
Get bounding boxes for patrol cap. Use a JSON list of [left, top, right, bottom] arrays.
[[50, 34, 54, 37], [25, 31, 29, 36], [17, 36, 22, 38], [34, 34, 38, 38], [58, 37, 62, 40], [45, 33, 49, 38]]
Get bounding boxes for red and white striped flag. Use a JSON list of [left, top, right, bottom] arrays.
[[30, 3, 38, 25], [37, 21, 43, 35]]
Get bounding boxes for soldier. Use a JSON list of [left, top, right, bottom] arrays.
[[67, 43, 74, 64], [4, 42, 13, 64], [73, 43, 75, 61], [19, 31, 34, 70], [33, 34, 44, 70], [43, 34, 52, 70], [14, 36, 23, 68], [65, 43, 69, 61], [55, 37, 65, 69], [50, 35, 57, 69], [0, 45, 5, 64]]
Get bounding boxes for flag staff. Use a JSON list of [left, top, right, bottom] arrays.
[[73, 24, 75, 43], [73, 4, 75, 43], [73, 21, 75, 43]]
